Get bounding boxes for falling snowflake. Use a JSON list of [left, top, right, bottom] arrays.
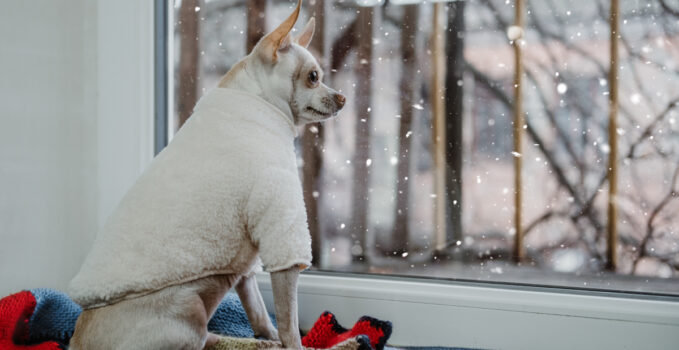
[[600, 143, 611, 154], [507, 25, 523, 41], [557, 83, 568, 94], [630, 94, 641, 105]]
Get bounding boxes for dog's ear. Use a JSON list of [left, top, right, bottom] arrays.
[[295, 18, 315, 49], [255, 0, 301, 63]]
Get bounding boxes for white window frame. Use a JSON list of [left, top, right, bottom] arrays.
[[101, 2, 679, 349], [96, 0, 155, 226], [258, 272, 679, 349]]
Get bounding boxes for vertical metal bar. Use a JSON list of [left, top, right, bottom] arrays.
[[432, 2, 447, 252], [607, 0, 620, 271], [512, 0, 525, 263], [154, 0, 169, 155]]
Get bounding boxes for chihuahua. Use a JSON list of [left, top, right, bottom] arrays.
[[69, 0, 345, 349]]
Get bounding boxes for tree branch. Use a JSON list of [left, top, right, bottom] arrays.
[[631, 161, 679, 273], [330, 18, 357, 72]]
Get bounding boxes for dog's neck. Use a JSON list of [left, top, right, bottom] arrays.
[[219, 58, 296, 125]]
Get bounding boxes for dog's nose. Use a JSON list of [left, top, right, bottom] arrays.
[[333, 93, 346, 109]]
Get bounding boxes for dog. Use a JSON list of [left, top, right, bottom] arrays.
[[68, 1, 345, 349]]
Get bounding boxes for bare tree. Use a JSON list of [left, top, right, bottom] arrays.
[[330, 18, 357, 77], [302, 0, 329, 266], [246, 0, 267, 53], [632, 162, 679, 273], [467, 0, 679, 274], [392, 4, 420, 253], [350, 6, 376, 262], [444, 0, 466, 253]]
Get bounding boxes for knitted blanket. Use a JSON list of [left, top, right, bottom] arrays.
[[0, 289, 390, 350], [207, 336, 371, 350]]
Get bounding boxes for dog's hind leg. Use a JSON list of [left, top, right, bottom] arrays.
[[116, 319, 207, 350], [71, 300, 208, 350]]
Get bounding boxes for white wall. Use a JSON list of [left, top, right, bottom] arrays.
[[0, 0, 97, 295], [0, 0, 154, 296]]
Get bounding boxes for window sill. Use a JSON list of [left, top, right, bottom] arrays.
[[257, 271, 679, 349]]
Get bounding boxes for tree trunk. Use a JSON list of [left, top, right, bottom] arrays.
[[177, 0, 201, 129], [246, 0, 267, 53], [444, 0, 465, 251], [392, 4, 420, 253], [302, 0, 328, 266], [351, 7, 375, 262]]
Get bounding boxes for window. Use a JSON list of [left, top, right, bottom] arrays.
[[167, 0, 679, 296]]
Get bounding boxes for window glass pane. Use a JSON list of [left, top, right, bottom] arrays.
[[170, 0, 679, 295]]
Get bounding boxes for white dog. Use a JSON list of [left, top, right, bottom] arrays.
[[68, 1, 345, 349]]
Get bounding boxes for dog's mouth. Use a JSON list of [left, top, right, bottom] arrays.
[[305, 106, 334, 118]]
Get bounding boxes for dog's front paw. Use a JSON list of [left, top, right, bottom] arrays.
[[280, 339, 303, 350], [279, 330, 302, 350]]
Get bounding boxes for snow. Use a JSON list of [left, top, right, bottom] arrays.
[[506, 25, 523, 41], [557, 83, 568, 94]]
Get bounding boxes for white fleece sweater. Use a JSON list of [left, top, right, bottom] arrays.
[[68, 88, 312, 309]]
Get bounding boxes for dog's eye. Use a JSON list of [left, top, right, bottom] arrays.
[[308, 70, 318, 85]]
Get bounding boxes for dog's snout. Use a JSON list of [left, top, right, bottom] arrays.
[[333, 93, 346, 109]]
